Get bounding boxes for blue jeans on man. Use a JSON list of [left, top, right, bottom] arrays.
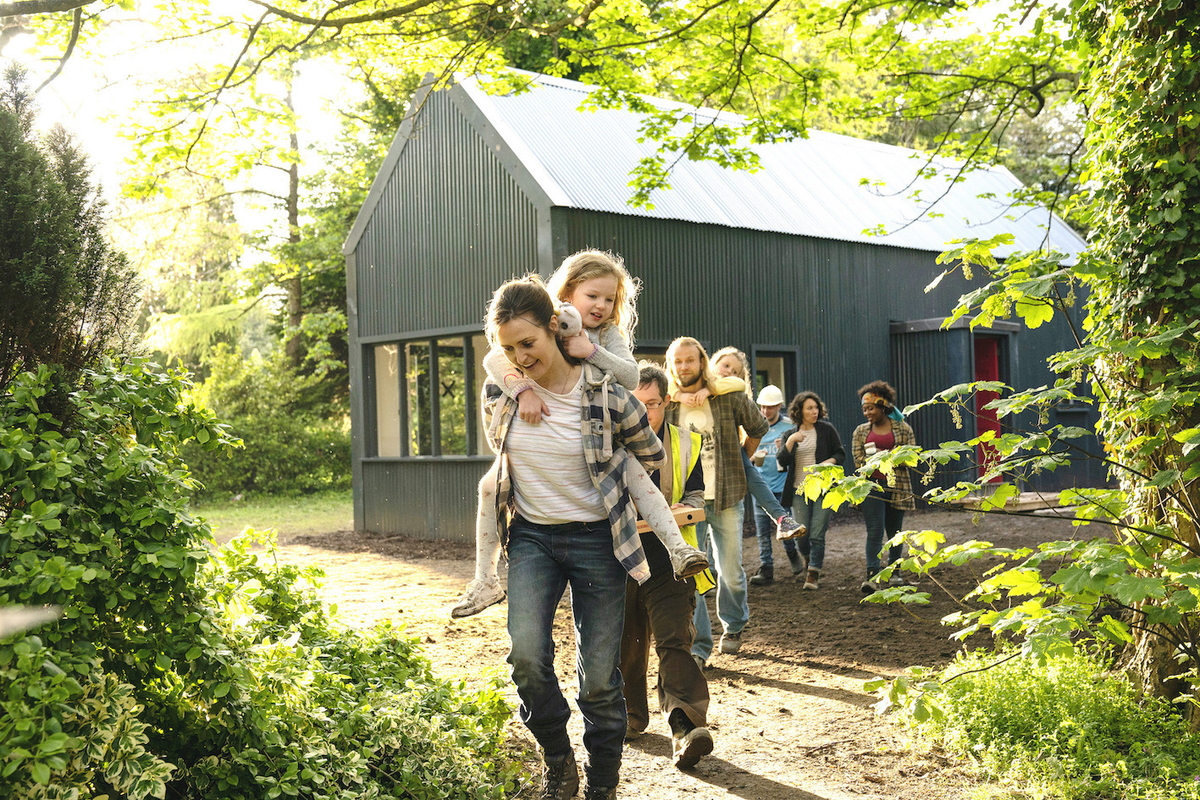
[[691, 501, 749, 662], [506, 518, 628, 789]]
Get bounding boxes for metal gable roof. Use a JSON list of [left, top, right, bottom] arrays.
[[459, 73, 1087, 257]]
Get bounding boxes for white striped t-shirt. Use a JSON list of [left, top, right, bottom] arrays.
[[506, 374, 606, 525], [794, 428, 819, 473]]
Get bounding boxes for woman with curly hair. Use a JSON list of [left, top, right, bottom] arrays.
[[775, 391, 845, 589], [851, 380, 917, 593]]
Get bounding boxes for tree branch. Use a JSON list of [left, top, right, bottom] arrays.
[[0, 0, 94, 17], [239, 0, 444, 29], [34, 6, 80, 93]]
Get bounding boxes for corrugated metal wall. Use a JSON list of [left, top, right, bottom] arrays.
[[353, 91, 541, 338], [556, 208, 971, 440], [891, 327, 970, 491], [348, 90, 546, 541], [556, 207, 1100, 495], [360, 460, 482, 541]]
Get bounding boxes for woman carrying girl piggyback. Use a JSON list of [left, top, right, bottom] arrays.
[[452, 250, 709, 617]]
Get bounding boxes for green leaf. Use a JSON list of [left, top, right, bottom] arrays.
[[979, 483, 1018, 511], [1109, 575, 1165, 605], [1014, 297, 1055, 328], [1149, 469, 1181, 488]]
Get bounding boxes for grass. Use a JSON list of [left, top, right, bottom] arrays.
[[193, 490, 353, 545]]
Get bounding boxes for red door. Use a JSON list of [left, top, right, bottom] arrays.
[[974, 336, 1002, 482]]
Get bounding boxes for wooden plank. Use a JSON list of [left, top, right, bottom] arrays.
[[636, 506, 706, 533], [946, 491, 1062, 511]]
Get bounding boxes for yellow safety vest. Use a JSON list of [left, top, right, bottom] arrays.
[[664, 423, 716, 595]]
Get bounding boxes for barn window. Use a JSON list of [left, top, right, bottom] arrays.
[[370, 333, 489, 458]]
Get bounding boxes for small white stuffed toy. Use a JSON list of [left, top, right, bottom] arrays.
[[555, 303, 584, 339]]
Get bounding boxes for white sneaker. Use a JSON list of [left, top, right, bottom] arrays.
[[450, 576, 505, 617]]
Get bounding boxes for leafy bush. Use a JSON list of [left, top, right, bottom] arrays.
[[0, 359, 516, 799], [184, 344, 350, 497], [883, 648, 1200, 800]]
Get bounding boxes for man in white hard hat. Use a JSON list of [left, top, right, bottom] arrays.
[[748, 385, 807, 586]]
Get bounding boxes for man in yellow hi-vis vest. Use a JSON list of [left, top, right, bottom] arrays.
[[621, 363, 714, 770]]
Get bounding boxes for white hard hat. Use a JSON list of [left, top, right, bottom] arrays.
[[756, 385, 785, 406]]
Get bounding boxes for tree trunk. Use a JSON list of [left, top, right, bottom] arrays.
[[284, 83, 302, 369]]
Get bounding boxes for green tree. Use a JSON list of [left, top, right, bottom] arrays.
[[0, 62, 137, 395]]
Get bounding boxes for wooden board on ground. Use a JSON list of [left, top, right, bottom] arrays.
[[947, 490, 1062, 512]]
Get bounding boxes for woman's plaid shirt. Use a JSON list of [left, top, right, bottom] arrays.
[[851, 419, 918, 511], [483, 363, 665, 584]]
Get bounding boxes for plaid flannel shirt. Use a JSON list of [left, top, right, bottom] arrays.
[[666, 390, 770, 512], [851, 419, 918, 511], [483, 363, 665, 584]]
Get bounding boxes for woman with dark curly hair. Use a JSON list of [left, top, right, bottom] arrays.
[[851, 381, 917, 593], [775, 391, 845, 589]]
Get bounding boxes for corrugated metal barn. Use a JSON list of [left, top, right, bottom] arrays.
[[343, 71, 1099, 541]]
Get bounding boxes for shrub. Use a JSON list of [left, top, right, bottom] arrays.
[[184, 344, 350, 497], [892, 648, 1200, 799], [0, 359, 516, 799]]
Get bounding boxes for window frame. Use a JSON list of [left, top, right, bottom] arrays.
[[364, 329, 492, 461]]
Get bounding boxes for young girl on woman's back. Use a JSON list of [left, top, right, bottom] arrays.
[[452, 250, 708, 617]]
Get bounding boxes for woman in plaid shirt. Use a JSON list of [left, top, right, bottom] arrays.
[[484, 276, 664, 800], [851, 380, 918, 593]]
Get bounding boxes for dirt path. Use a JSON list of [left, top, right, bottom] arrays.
[[275, 509, 1082, 799]]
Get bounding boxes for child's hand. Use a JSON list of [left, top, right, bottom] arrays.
[[682, 387, 711, 407], [562, 332, 596, 360], [518, 389, 549, 424], [676, 391, 697, 407]]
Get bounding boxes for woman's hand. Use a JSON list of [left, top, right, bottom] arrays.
[[562, 332, 596, 360], [786, 430, 808, 448], [518, 389, 549, 424]]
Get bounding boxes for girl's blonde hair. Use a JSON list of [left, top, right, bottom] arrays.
[[710, 347, 753, 396], [546, 249, 640, 345]]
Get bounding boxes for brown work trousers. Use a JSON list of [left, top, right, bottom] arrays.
[[620, 572, 710, 734]]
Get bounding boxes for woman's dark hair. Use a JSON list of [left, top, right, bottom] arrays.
[[788, 391, 828, 423], [485, 275, 574, 360], [857, 380, 896, 406], [486, 275, 556, 340]]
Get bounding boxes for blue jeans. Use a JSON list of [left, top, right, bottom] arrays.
[[506, 518, 628, 788], [861, 489, 905, 579], [741, 449, 788, 519], [692, 501, 749, 662], [754, 495, 798, 570], [794, 492, 833, 572]]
